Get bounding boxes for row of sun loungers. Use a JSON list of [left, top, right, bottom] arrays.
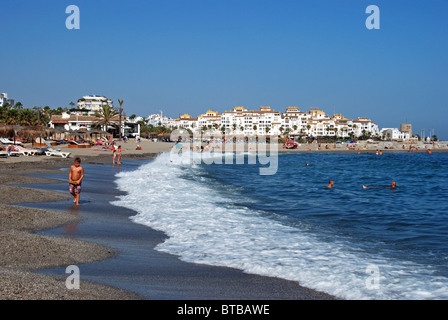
[[0, 138, 71, 158]]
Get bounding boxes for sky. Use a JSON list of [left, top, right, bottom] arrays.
[[1, 0, 447, 139]]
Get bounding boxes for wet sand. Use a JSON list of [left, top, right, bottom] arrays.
[[0, 143, 335, 300], [0, 158, 141, 299]]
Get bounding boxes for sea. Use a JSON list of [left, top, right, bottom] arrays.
[[112, 150, 448, 300]]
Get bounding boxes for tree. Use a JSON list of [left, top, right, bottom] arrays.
[[117, 99, 124, 140], [4, 109, 19, 125], [94, 105, 119, 132], [18, 108, 38, 126], [306, 124, 311, 135], [32, 106, 42, 126], [14, 102, 23, 110]]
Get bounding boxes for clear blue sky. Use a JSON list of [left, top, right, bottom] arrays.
[[1, 0, 447, 138]]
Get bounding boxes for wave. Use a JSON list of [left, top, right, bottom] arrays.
[[111, 152, 448, 300]]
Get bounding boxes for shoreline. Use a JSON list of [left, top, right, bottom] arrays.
[[0, 156, 142, 299], [0, 148, 335, 300], [1, 140, 445, 300]]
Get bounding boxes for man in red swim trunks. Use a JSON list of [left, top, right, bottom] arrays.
[[69, 157, 84, 205]]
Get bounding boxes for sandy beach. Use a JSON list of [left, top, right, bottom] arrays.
[[0, 139, 336, 300], [0, 140, 170, 299], [1, 137, 447, 300]]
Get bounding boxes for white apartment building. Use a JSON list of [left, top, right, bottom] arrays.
[[147, 113, 176, 128], [219, 106, 283, 135], [145, 106, 382, 139], [175, 114, 198, 131], [380, 128, 411, 141], [281, 106, 309, 134], [0, 93, 15, 108], [76, 95, 114, 115], [198, 110, 221, 130], [353, 117, 380, 137]]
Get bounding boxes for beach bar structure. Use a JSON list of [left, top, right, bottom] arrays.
[[49, 113, 140, 139]]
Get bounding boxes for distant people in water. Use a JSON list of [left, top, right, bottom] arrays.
[[363, 181, 396, 189], [326, 180, 334, 188]]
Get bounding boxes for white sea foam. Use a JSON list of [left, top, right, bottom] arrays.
[[112, 152, 448, 300]]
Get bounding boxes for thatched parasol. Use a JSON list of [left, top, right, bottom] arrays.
[[0, 125, 16, 138], [16, 126, 54, 145]]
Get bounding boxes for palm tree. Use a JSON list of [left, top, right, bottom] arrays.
[[18, 108, 37, 126], [94, 105, 119, 132], [4, 109, 19, 125], [117, 99, 124, 140], [14, 102, 23, 110]]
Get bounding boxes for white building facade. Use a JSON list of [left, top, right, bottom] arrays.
[[146, 106, 384, 139], [76, 95, 114, 115], [0, 93, 15, 108], [380, 128, 411, 141]]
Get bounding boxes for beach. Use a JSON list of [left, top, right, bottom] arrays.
[[2, 138, 448, 300], [0, 139, 336, 300]]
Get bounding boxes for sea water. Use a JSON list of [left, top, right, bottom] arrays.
[[112, 151, 448, 300]]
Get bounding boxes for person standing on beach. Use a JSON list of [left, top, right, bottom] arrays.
[[69, 157, 84, 205], [112, 143, 118, 165], [117, 145, 122, 165]]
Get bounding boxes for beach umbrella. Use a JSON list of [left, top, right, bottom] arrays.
[[0, 124, 16, 138], [16, 125, 52, 146]]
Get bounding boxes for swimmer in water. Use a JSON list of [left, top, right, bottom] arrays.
[[363, 181, 396, 189], [326, 180, 334, 188]]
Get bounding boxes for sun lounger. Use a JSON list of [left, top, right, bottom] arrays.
[[7, 150, 21, 157], [15, 146, 39, 156], [34, 138, 60, 150], [0, 138, 22, 145], [45, 148, 71, 158]]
